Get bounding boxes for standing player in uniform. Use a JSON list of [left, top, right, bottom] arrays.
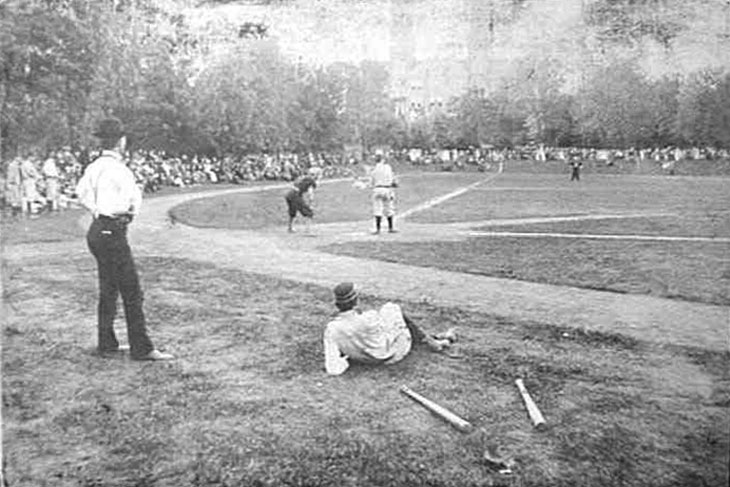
[[285, 172, 318, 233], [569, 159, 582, 181], [370, 153, 398, 234]]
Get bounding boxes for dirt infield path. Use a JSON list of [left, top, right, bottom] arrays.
[[5, 182, 727, 352]]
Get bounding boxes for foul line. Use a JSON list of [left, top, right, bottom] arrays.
[[464, 231, 730, 243], [470, 187, 577, 191], [400, 171, 501, 219], [454, 213, 676, 228]]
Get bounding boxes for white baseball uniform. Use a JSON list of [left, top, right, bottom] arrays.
[[370, 161, 396, 217]]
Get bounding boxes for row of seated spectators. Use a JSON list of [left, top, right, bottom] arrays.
[[128, 151, 361, 194], [0, 150, 365, 212], [400, 145, 730, 168], [3, 144, 729, 213]]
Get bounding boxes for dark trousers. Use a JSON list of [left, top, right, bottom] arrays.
[[402, 312, 427, 343], [87, 217, 154, 357], [571, 168, 580, 181]]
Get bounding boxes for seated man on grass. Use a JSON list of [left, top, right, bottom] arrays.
[[323, 282, 457, 375]]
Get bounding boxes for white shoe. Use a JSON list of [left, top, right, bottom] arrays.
[[426, 338, 451, 352], [433, 328, 458, 343], [97, 345, 129, 357], [132, 349, 174, 361]]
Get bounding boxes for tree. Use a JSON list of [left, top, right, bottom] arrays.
[[1, 0, 98, 157], [291, 66, 346, 151], [449, 88, 490, 147], [192, 40, 284, 153], [677, 70, 730, 147], [332, 61, 397, 149], [586, 0, 685, 48], [573, 62, 660, 147]]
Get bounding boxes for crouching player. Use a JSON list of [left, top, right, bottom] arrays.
[[323, 282, 457, 375], [285, 173, 317, 233]]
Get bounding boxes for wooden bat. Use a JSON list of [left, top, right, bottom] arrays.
[[400, 385, 473, 433], [515, 378, 546, 429]]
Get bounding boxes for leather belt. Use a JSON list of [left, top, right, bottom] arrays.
[[97, 214, 130, 224]]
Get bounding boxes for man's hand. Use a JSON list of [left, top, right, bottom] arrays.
[[112, 211, 134, 224]]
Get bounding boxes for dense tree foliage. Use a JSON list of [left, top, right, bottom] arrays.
[[1, 0, 728, 162]]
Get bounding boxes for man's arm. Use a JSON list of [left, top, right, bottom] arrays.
[[305, 184, 315, 205], [125, 166, 143, 217], [386, 165, 398, 187], [323, 326, 349, 375], [74, 166, 98, 217]]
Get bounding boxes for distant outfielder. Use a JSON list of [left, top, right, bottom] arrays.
[[370, 153, 398, 234], [285, 173, 318, 233], [570, 160, 582, 181]]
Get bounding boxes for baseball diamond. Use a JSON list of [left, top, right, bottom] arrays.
[[3, 0, 730, 485], [3, 168, 729, 487]]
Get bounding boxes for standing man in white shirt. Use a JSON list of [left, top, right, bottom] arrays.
[[370, 152, 398, 234], [42, 153, 61, 211], [75, 117, 173, 361], [4, 157, 23, 217], [19, 156, 42, 215], [323, 282, 456, 376]]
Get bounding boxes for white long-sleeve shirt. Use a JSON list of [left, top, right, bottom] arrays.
[[323, 303, 412, 375], [42, 158, 60, 179], [370, 161, 395, 188], [75, 150, 142, 218]]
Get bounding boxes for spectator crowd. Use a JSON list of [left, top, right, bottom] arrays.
[[2, 144, 729, 217], [402, 145, 730, 170], [0, 149, 360, 217]]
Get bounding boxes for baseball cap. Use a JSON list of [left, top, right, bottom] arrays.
[[93, 117, 125, 140], [334, 282, 358, 307]]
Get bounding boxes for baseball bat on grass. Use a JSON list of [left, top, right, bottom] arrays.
[[515, 378, 546, 430], [400, 385, 473, 433]]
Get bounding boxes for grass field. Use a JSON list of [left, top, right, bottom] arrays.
[[322, 174, 730, 305], [324, 237, 730, 306], [499, 158, 730, 177], [3, 256, 728, 487], [169, 172, 483, 229], [326, 174, 730, 305], [169, 172, 730, 305], [407, 174, 730, 224], [3, 170, 729, 486], [0, 182, 245, 246]]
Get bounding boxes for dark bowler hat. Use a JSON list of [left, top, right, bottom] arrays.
[[93, 117, 125, 139], [333, 282, 358, 307]]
